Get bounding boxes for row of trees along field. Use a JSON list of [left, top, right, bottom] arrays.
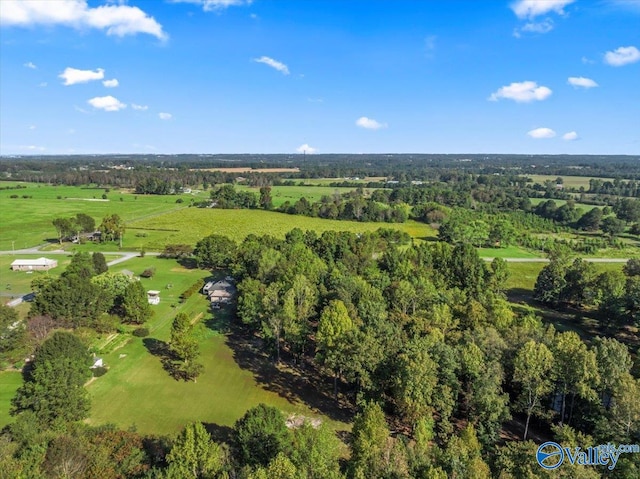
[[3, 154, 640, 187], [2, 228, 639, 478]]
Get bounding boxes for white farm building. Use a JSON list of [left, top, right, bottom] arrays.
[[10, 257, 58, 271]]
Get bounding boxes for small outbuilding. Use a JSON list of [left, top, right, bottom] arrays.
[[147, 290, 161, 305], [10, 257, 58, 271]]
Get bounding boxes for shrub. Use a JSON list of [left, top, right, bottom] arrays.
[[176, 198, 184, 204], [179, 279, 205, 302], [140, 267, 156, 278], [133, 327, 149, 337], [92, 366, 108, 377]]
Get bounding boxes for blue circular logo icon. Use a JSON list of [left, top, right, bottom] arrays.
[[537, 442, 564, 470]]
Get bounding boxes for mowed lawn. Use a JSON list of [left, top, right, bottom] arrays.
[[86, 257, 342, 434], [0, 371, 21, 428], [477, 245, 541, 259], [0, 183, 198, 250], [127, 208, 437, 248]]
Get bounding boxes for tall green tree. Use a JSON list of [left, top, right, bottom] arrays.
[[316, 299, 354, 398], [121, 280, 152, 324], [234, 404, 291, 467], [513, 340, 554, 439], [99, 213, 125, 246], [165, 422, 227, 478], [290, 422, 343, 479], [92, 252, 108, 275], [551, 332, 600, 425], [11, 332, 91, 427], [52, 217, 73, 244], [350, 402, 389, 479], [169, 312, 202, 381], [193, 234, 237, 269]]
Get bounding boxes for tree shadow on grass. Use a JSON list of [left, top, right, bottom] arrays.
[[142, 337, 189, 381], [223, 323, 354, 424], [202, 423, 235, 444]]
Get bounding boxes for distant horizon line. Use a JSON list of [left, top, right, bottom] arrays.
[[1, 153, 639, 158]]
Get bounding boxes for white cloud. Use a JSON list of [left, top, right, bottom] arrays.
[[582, 56, 596, 65], [253, 56, 289, 75], [568, 76, 598, 88], [604, 46, 640, 66], [527, 127, 556, 139], [23, 61, 37, 69], [159, 112, 172, 120], [88, 95, 126, 111], [170, 0, 253, 11], [489, 81, 552, 102], [296, 144, 317, 154], [132, 103, 148, 111], [562, 131, 579, 140], [103, 78, 119, 88], [19, 145, 46, 151], [510, 0, 575, 19], [59, 67, 104, 85], [356, 117, 387, 130], [29, 125, 36, 130], [520, 19, 554, 33], [0, 0, 167, 40]]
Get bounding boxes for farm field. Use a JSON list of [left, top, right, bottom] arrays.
[[0, 183, 200, 250], [477, 245, 541, 259], [126, 208, 437, 249], [528, 197, 602, 212], [236, 184, 371, 207], [524, 174, 615, 190]]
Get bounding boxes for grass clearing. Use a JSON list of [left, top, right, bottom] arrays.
[[236, 185, 368, 207], [524, 174, 615, 190], [0, 183, 201, 250], [0, 371, 22, 428], [127, 208, 436, 249], [478, 246, 541, 259]]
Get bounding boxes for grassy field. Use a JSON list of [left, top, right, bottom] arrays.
[[477, 245, 542, 259], [0, 371, 21, 429], [126, 208, 437, 249], [505, 261, 625, 292], [0, 183, 201, 250], [236, 185, 368, 207], [524, 174, 616, 190]]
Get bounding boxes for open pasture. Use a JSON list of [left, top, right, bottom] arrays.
[[126, 208, 437, 248], [236, 184, 371, 207], [0, 183, 199, 250], [524, 174, 618, 190]]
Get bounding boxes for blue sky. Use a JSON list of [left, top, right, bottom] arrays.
[[1, 0, 639, 155]]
